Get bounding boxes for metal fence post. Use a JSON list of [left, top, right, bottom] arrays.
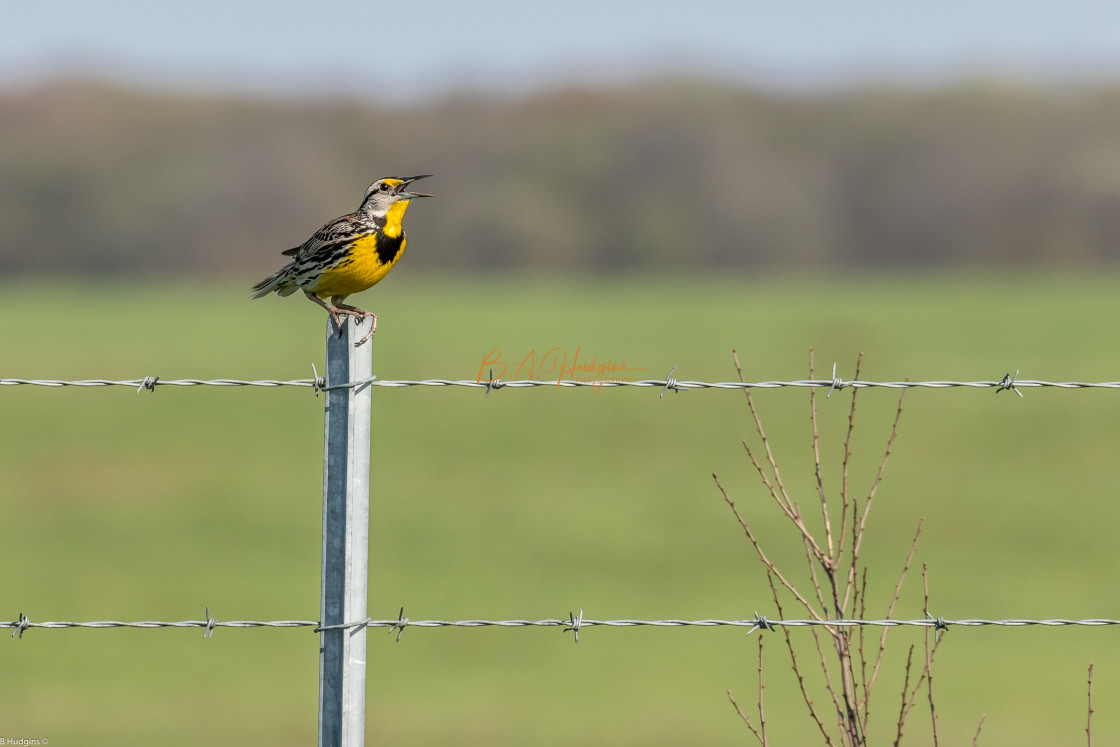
[[318, 316, 373, 747]]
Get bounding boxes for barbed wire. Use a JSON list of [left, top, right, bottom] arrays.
[[9, 610, 1120, 643], [6, 368, 1120, 397], [0, 375, 327, 394]]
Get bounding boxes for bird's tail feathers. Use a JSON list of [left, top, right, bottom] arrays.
[[250, 267, 298, 299]]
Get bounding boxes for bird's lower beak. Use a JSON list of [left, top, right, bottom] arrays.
[[398, 174, 432, 199]]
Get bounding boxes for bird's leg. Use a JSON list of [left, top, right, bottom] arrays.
[[331, 296, 377, 346], [303, 290, 346, 336]]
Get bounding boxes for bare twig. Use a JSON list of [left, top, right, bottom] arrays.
[[758, 634, 768, 744], [808, 618, 847, 736], [1087, 663, 1094, 747], [972, 714, 987, 746], [809, 350, 838, 564], [856, 566, 870, 723], [923, 565, 940, 746], [837, 353, 863, 572], [733, 350, 796, 517], [894, 645, 917, 747], [728, 688, 765, 745]]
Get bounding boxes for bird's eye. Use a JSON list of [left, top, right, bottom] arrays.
[[379, 182, 391, 192]]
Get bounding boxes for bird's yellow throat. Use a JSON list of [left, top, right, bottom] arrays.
[[382, 200, 411, 238]]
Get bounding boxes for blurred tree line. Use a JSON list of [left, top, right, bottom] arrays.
[[1, 78, 1119, 275]]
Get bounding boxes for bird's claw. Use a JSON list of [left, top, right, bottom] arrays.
[[354, 315, 377, 346], [328, 312, 345, 338]]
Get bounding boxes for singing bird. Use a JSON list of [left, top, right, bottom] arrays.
[[251, 175, 431, 345]]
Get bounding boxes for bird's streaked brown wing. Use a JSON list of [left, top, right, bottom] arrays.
[[281, 214, 366, 259]]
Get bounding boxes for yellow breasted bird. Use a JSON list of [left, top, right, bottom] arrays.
[[251, 175, 432, 345]]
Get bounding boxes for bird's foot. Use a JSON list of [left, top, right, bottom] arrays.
[[331, 306, 377, 346]]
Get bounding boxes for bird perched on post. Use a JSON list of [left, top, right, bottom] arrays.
[[251, 175, 432, 345]]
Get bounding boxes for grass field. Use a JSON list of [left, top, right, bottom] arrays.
[[3, 270, 1120, 745]]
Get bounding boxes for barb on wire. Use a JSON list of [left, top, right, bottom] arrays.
[[826, 362, 846, 398], [997, 370, 1023, 397], [660, 366, 683, 398], [12, 612, 30, 639], [484, 368, 504, 397], [565, 609, 584, 643], [310, 363, 326, 396], [390, 607, 409, 642], [927, 611, 949, 644], [746, 612, 776, 636], [203, 606, 217, 639]]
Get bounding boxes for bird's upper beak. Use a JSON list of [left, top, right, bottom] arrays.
[[397, 174, 432, 199]]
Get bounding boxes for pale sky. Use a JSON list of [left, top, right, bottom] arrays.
[[5, 0, 1120, 100]]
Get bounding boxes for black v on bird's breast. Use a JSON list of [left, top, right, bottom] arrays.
[[374, 231, 405, 266]]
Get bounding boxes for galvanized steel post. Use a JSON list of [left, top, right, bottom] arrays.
[[318, 317, 373, 747]]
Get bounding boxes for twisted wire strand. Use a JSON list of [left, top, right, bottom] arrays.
[[9, 613, 1120, 640], [4, 374, 1120, 394]]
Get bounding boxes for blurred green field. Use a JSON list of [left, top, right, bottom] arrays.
[[3, 270, 1120, 745]]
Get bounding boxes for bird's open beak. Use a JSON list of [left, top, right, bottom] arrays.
[[397, 174, 432, 199]]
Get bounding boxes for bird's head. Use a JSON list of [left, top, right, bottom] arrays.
[[361, 175, 432, 214]]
